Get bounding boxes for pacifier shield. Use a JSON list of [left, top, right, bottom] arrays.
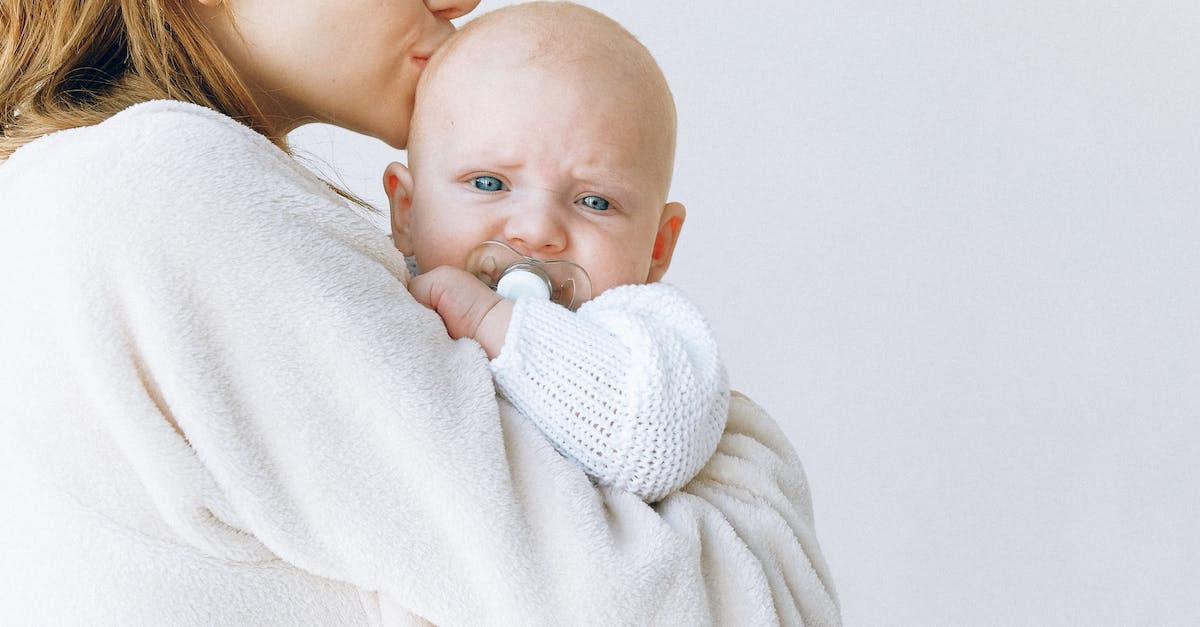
[[464, 240, 592, 310]]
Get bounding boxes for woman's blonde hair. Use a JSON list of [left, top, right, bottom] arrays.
[[0, 0, 274, 159]]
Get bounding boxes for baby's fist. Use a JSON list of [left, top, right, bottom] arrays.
[[407, 266, 512, 358]]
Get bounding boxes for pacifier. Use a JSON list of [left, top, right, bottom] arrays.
[[464, 241, 592, 311]]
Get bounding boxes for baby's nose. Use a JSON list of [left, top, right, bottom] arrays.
[[504, 205, 566, 257]]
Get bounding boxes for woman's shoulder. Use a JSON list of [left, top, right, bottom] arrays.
[[10, 100, 256, 163], [101, 100, 318, 182], [107, 98, 261, 137], [91, 100, 272, 153], [8, 100, 328, 199], [2, 99, 390, 277], [9, 99, 342, 224]]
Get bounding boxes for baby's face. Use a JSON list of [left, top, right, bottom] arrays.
[[391, 35, 681, 295]]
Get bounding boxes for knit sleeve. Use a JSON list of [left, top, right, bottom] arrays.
[[490, 283, 730, 502]]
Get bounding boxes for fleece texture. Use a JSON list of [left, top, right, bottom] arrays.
[[0, 100, 839, 626]]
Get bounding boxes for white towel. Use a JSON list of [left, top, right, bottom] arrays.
[[0, 100, 839, 626]]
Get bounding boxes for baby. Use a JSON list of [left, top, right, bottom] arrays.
[[384, 1, 728, 502]]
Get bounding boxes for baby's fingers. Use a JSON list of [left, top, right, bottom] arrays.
[[406, 272, 439, 309]]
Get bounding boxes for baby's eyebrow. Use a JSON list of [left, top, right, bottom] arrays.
[[477, 156, 525, 170], [454, 144, 522, 170], [455, 161, 522, 174], [570, 167, 640, 192]]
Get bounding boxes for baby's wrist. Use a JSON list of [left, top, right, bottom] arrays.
[[473, 297, 513, 359]]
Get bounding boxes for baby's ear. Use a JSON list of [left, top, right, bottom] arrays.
[[383, 162, 416, 254], [647, 202, 686, 282]]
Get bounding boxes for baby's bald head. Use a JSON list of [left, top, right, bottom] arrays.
[[411, 1, 677, 194]]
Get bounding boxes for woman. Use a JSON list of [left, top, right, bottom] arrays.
[[0, 1, 839, 624]]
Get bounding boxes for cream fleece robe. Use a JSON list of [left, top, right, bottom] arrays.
[[0, 100, 839, 626]]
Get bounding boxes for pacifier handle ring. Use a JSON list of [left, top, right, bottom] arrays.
[[496, 263, 553, 302]]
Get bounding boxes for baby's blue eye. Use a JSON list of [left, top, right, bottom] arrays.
[[473, 176, 504, 192], [580, 195, 610, 211]]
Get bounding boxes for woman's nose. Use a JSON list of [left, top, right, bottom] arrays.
[[423, 0, 481, 21], [504, 206, 567, 258]]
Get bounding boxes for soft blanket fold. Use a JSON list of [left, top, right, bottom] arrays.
[[0, 100, 839, 626]]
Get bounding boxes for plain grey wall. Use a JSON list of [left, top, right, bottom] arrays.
[[289, 1, 1200, 623]]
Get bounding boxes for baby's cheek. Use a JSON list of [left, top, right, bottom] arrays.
[[593, 265, 647, 294], [414, 242, 463, 272]]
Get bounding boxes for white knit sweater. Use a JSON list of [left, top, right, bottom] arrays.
[[493, 285, 728, 502], [0, 100, 839, 625]]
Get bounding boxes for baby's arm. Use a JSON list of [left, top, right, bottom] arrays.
[[409, 266, 729, 502]]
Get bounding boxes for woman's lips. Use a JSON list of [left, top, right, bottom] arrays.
[[413, 55, 430, 69]]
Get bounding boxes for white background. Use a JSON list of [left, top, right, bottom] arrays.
[[290, 1, 1200, 624]]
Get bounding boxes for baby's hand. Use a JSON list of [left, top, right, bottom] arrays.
[[407, 266, 513, 359]]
